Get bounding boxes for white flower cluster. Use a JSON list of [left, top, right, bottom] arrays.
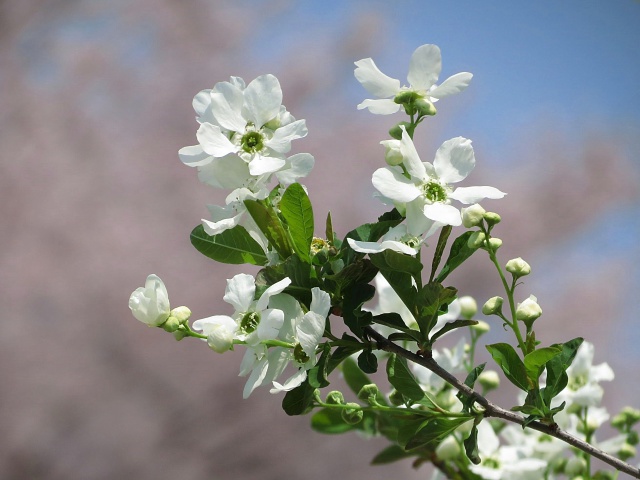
[[178, 74, 314, 251], [129, 274, 330, 398]]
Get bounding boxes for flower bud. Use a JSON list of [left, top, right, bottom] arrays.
[[461, 204, 486, 228], [325, 391, 345, 405], [414, 97, 437, 116], [565, 456, 587, 476], [471, 320, 490, 334], [478, 370, 500, 391], [516, 295, 542, 327], [482, 296, 503, 316], [388, 389, 405, 406], [357, 384, 382, 406], [484, 237, 502, 251], [458, 296, 478, 319], [206, 326, 235, 353], [483, 212, 501, 226], [173, 329, 188, 341], [435, 435, 461, 461], [467, 231, 486, 249], [612, 407, 640, 429], [388, 121, 412, 140], [162, 316, 180, 332], [341, 403, 364, 425], [619, 442, 637, 461], [129, 274, 171, 327], [506, 257, 531, 277], [394, 90, 421, 105], [380, 139, 404, 166], [170, 306, 192, 324]]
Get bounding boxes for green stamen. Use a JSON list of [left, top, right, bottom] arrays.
[[423, 181, 447, 203], [241, 131, 264, 153], [240, 311, 260, 334]]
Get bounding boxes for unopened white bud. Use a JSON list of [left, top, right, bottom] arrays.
[[459, 296, 478, 319], [170, 306, 192, 324], [478, 370, 500, 390], [467, 231, 486, 249], [380, 139, 404, 166], [471, 320, 490, 334], [506, 257, 531, 277], [516, 295, 542, 325], [482, 296, 503, 315], [461, 204, 486, 228]]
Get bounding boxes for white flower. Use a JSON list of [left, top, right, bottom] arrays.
[[347, 223, 440, 256], [354, 44, 473, 115], [469, 422, 548, 480], [181, 74, 308, 177], [371, 128, 505, 232], [269, 287, 331, 393], [191, 315, 238, 353], [413, 336, 466, 393], [129, 274, 171, 326], [555, 341, 614, 408]]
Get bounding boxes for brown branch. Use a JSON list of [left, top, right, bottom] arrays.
[[363, 326, 640, 478]]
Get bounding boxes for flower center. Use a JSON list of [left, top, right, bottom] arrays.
[[568, 373, 588, 391], [293, 343, 310, 364], [423, 181, 448, 203], [241, 130, 265, 154], [399, 234, 421, 249], [240, 311, 260, 334]]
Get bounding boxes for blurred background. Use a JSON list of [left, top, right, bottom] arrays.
[[1, 0, 639, 478]]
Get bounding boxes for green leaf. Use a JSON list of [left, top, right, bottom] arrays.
[[325, 211, 334, 244], [372, 313, 413, 334], [280, 183, 314, 262], [244, 199, 293, 259], [371, 445, 415, 465], [405, 417, 470, 451], [282, 380, 316, 416], [311, 408, 354, 434], [464, 424, 481, 464], [326, 335, 362, 374], [326, 258, 378, 294], [543, 337, 584, 404], [370, 250, 423, 276], [342, 357, 373, 398], [430, 225, 452, 282], [457, 363, 486, 411], [486, 343, 530, 391], [342, 283, 375, 337], [308, 343, 331, 388], [190, 224, 268, 265], [435, 231, 478, 283], [386, 354, 424, 402], [430, 319, 478, 344], [524, 346, 562, 386], [358, 349, 378, 374]]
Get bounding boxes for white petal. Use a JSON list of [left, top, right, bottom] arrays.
[[354, 58, 401, 98], [274, 153, 315, 186], [424, 203, 462, 226], [209, 91, 246, 132], [433, 137, 475, 184], [196, 123, 237, 157], [372, 167, 421, 203], [256, 277, 292, 311], [201, 214, 239, 236], [449, 186, 506, 204], [248, 154, 286, 176], [407, 44, 441, 91], [590, 363, 615, 383], [266, 119, 308, 153], [256, 308, 285, 342], [429, 72, 473, 98], [242, 357, 269, 398], [244, 74, 282, 128], [356, 98, 401, 115], [193, 89, 213, 120], [197, 154, 251, 189], [347, 238, 418, 256], [270, 369, 307, 394], [405, 198, 437, 236], [310, 287, 331, 318], [178, 144, 212, 167], [224, 273, 255, 312], [298, 311, 325, 357], [400, 127, 427, 180]]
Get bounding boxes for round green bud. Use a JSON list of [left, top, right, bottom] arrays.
[[169, 306, 192, 324], [414, 97, 437, 116], [357, 384, 382, 405], [506, 257, 531, 277], [619, 443, 637, 461], [627, 430, 639, 446], [461, 204, 486, 228], [471, 320, 491, 334], [483, 212, 502, 226], [388, 121, 412, 140], [325, 391, 345, 405], [435, 435, 461, 461], [482, 296, 504, 316], [516, 295, 542, 327], [485, 237, 502, 251], [478, 370, 500, 391], [162, 316, 180, 332], [459, 295, 478, 319], [564, 456, 587, 476], [467, 231, 486, 249], [380, 139, 404, 166], [341, 403, 364, 425]]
